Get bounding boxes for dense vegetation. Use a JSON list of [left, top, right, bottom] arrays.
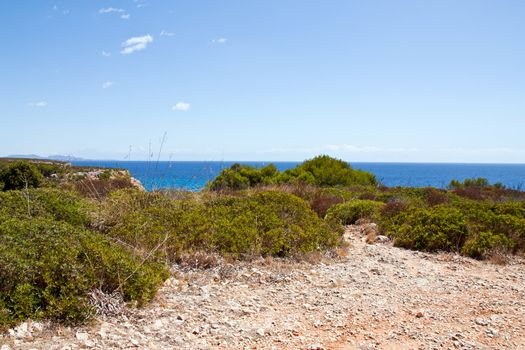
[[1, 156, 524, 330], [0, 161, 44, 191], [0, 189, 168, 328], [208, 155, 378, 190], [0, 158, 344, 330]]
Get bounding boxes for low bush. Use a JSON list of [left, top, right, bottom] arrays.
[[424, 188, 450, 206], [101, 190, 343, 262], [448, 178, 525, 201], [325, 200, 384, 225], [207, 164, 278, 191], [0, 188, 93, 227], [71, 175, 137, 199], [385, 205, 469, 252], [309, 193, 345, 217], [0, 217, 168, 329], [380, 199, 409, 219], [461, 231, 515, 259], [448, 178, 491, 190]]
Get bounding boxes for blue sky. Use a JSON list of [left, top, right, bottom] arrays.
[[1, 0, 524, 162]]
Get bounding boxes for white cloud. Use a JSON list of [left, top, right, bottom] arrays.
[[135, 0, 147, 8], [99, 7, 125, 14], [212, 38, 227, 44], [99, 7, 129, 19], [102, 51, 111, 57], [121, 34, 153, 54], [29, 101, 48, 107], [160, 30, 174, 37], [172, 102, 191, 111], [102, 81, 114, 89]]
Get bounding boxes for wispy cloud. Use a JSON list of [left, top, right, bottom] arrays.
[[135, 0, 147, 8], [102, 81, 114, 89], [101, 51, 111, 57], [29, 101, 48, 108], [121, 35, 153, 54], [99, 7, 130, 19], [52, 5, 69, 15], [212, 38, 227, 44], [99, 7, 125, 14], [160, 30, 174, 37], [172, 102, 191, 111]]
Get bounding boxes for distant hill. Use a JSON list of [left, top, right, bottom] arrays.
[[5, 154, 86, 162]]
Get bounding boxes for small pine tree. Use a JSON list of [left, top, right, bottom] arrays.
[[0, 161, 44, 191]]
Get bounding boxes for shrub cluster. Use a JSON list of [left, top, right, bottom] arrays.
[[99, 189, 343, 262], [379, 192, 525, 258], [208, 164, 279, 190], [280, 156, 378, 187], [325, 200, 384, 225], [0, 189, 168, 330], [207, 155, 377, 191]]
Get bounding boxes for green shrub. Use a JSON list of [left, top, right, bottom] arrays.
[[461, 231, 515, 259], [99, 169, 112, 181], [280, 155, 377, 187], [208, 156, 378, 191], [325, 199, 384, 225], [207, 164, 279, 191], [448, 178, 490, 190], [0, 188, 93, 227], [0, 161, 44, 191], [208, 168, 250, 190], [492, 202, 525, 219], [35, 162, 67, 178], [385, 205, 469, 252], [0, 217, 168, 329], [103, 190, 343, 261]]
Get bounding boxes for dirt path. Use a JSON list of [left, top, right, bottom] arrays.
[[3, 225, 525, 349]]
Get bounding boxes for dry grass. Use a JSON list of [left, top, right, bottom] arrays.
[[488, 247, 510, 265], [174, 251, 221, 269], [365, 229, 377, 244], [73, 177, 135, 199]]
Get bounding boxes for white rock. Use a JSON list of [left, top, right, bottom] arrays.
[[151, 319, 164, 330], [75, 331, 89, 341], [475, 317, 489, 326], [376, 235, 390, 243]]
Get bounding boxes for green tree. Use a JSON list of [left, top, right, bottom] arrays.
[[281, 155, 378, 187], [0, 161, 44, 191]]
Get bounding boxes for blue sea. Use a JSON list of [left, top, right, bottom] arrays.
[[71, 161, 525, 192]]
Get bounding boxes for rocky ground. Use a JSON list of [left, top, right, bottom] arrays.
[[2, 224, 525, 350]]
